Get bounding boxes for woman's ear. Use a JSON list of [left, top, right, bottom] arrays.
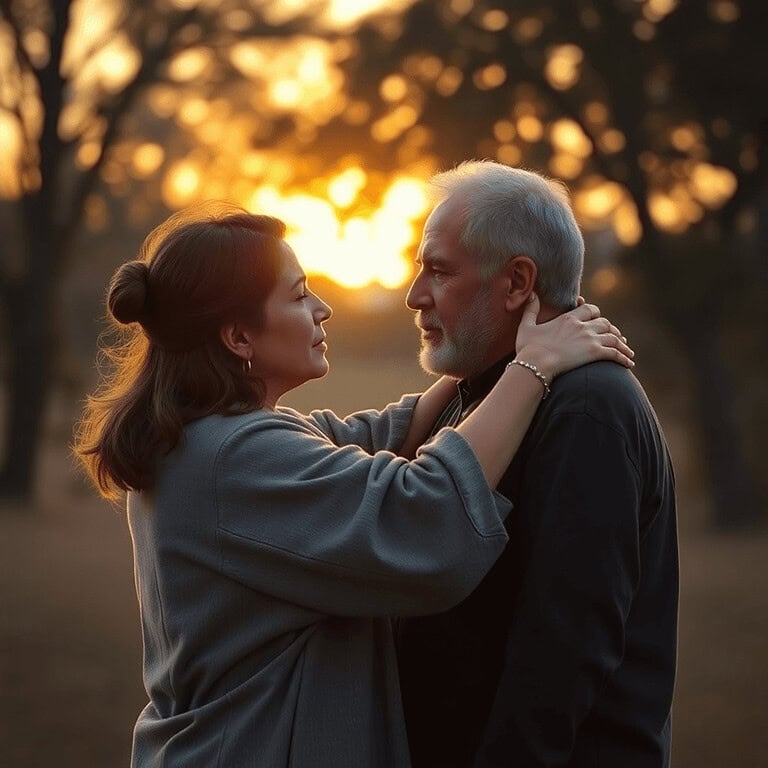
[[219, 322, 255, 361], [502, 256, 537, 313]]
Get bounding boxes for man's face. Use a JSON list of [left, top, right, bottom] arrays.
[[406, 198, 509, 379]]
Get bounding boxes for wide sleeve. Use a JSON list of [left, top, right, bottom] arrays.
[[213, 414, 511, 618], [300, 393, 420, 453], [476, 412, 641, 767]]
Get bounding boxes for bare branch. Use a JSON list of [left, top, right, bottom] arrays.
[[0, 0, 36, 76], [61, 5, 323, 247], [60, 8, 201, 247], [32, 1, 72, 191], [65, 3, 130, 76]]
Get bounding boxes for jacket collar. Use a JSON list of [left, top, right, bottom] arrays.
[[456, 351, 517, 416]]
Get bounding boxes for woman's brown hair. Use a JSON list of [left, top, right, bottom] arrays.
[[73, 203, 286, 500]]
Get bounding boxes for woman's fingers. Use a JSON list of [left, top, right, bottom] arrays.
[[585, 318, 633, 356], [589, 317, 613, 334], [517, 296, 635, 374], [571, 302, 601, 321], [597, 332, 635, 368], [520, 292, 541, 329], [605, 321, 628, 343]]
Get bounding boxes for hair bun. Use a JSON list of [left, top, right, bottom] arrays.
[[108, 260, 151, 325]]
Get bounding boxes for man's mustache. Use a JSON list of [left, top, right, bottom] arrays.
[[415, 313, 442, 332]]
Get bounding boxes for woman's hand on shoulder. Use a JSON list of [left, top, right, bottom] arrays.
[[515, 293, 635, 380]]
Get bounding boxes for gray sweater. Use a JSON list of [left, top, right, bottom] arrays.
[[127, 396, 511, 768]]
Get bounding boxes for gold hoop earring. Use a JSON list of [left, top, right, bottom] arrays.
[[244, 358, 252, 374]]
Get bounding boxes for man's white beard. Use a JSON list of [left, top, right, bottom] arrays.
[[418, 286, 501, 379]]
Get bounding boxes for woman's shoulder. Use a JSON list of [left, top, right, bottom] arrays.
[[185, 407, 313, 442], [184, 407, 327, 462]]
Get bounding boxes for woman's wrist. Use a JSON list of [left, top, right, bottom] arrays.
[[505, 357, 552, 400], [514, 345, 558, 381]]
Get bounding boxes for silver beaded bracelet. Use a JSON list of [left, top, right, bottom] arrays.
[[505, 359, 551, 400]]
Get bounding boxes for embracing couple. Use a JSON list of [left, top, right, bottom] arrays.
[[76, 160, 677, 768]]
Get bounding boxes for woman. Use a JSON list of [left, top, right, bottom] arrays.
[[74, 204, 633, 768]]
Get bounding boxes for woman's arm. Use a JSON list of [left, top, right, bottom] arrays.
[[399, 376, 457, 459], [304, 395, 419, 453], [304, 376, 457, 457], [213, 412, 511, 618], [455, 295, 634, 487]]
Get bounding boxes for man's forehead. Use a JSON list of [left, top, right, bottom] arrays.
[[427, 196, 463, 225], [418, 201, 471, 262]]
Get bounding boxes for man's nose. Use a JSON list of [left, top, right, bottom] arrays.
[[405, 273, 431, 311]]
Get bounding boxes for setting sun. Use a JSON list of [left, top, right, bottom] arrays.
[[248, 173, 429, 290]]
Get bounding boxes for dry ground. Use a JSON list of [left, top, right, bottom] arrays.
[[1, 361, 766, 767]]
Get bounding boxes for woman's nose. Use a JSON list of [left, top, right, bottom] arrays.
[[314, 294, 332, 321]]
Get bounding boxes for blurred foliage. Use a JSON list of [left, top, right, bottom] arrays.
[[0, 0, 765, 520]]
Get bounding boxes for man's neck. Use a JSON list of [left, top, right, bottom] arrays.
[[535, 302, 562, 324]]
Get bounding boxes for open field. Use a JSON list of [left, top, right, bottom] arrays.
[[1, 359, 766, 767]]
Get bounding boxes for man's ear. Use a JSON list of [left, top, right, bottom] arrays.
[[502, 256, 537, 313], [220, 322, 256, 361]]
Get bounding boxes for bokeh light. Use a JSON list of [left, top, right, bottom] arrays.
[[1, 0, 750, 296], [690, 163, 737, 208], [550, 119, 592, 158], [0, 111, 23, 198], [709, 0, 741, 23], [545, 45, 583, 91], [231, 38, 347, 124], [162, 160, 203, 207], [480, 10, 509, 32], [590, 266, 621, 296], [131, 144, 165, 178], [517, 115, 544, 142]]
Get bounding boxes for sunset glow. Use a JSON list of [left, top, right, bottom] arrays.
[[247, 174, 430, 289], [320, 0, 418, 28], [253, 0, 419, 29], [0, 0, 746, 299]]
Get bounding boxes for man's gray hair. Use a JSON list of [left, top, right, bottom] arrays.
[[429, 161, 585, 309]]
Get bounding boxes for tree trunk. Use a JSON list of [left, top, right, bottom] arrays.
[[672, 316, 763, 528], [0, 273, 53, 500], [0, 191, 59, 502]]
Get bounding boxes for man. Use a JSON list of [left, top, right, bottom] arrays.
[[396, 161, 678, 768]]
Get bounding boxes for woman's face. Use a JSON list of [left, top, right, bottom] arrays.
[[250, 243, 332, 406]]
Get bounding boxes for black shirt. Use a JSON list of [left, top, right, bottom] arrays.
[[397, 359, 678, 768]]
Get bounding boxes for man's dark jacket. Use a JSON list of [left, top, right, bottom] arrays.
[[397, 358, 678, 768]]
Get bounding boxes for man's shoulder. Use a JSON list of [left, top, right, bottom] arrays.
[[545, 361, 653, 423], [549, 359, 642, 398], [523, 362, 670, 478]]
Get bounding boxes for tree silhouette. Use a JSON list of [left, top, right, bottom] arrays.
[[2, 0, 764, 527], [0, 0, 319, 500], [313, 0, 767, 526]]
